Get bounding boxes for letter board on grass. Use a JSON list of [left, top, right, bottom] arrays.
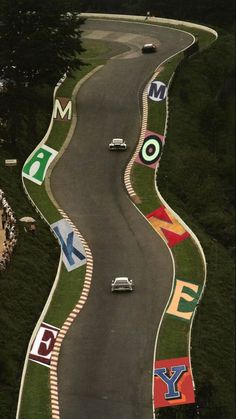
[[29, 322, 60, 367], [51, 219, 86, 271], [135, 130, 164, 169], [148, 80, 167, 102], [22, 144, 58, 185], [154, 357, 195, 408]]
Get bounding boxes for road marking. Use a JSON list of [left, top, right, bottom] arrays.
[[49, 210, 93, 419]]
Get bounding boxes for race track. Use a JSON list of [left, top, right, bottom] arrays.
[[50, 18, 192, 419]]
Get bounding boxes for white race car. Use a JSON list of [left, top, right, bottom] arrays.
[[109, 138, 127, 151], [111, 277, 134, 292]]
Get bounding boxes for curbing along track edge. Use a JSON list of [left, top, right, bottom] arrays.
[[120, 17, 217, 416], [16, 14, 218, 419], [151, 25, 216, 412], [16, 73, 66, 419], [17, 66, 103, 418], [46, 66, 103, 419]]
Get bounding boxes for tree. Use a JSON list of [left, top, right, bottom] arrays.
[[0, 0, 85, 89], [76, 0, 234, 28], [0, 0, 85, 146]]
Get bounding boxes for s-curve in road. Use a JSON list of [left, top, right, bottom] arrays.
[[50, 19, 193, 419]]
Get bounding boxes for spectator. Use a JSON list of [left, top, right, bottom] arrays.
[[29, 223, 36, 234], [5, 223, 10, 240], [0, 189, 17, 271], [9, 229, 15, 240], [0, 261, 6, 271], [145, 10, 151, 21], [1, 212, 6, 229]]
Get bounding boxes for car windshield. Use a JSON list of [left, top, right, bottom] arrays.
[[115, 280, 129, 284]]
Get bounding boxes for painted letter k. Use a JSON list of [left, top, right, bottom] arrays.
[[54, 227, 86, 266]]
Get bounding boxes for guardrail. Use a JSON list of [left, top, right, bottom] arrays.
[[81, 13, 218, 39]]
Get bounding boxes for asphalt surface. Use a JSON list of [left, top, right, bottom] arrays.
[[50, 19, 193, 419]]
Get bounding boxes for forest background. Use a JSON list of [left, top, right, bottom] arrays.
[[0, 0, 235, 418]]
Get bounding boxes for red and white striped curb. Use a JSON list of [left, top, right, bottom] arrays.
[[50, 209, 93, 419], [124, 69, 162, 198]]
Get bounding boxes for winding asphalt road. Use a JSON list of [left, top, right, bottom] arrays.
[[50, 19, 193, 419]]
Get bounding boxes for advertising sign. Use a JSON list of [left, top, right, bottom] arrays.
[[148, 80, 167, 102], [166, 279, 200, 321], [51, 219, 86, 271], [147, 206, 190, 247], [29, 322, 60, 367], [154, 357, 195, 408], [53, 97, 72, 121], [136, 131, 164, 169], [22, 144, 58, 185]]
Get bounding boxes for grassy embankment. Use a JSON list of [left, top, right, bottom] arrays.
[[0, 24, 234, 419], [136, 25, 235, 419], [133, 28, 215, 360], [18, 40, 127, 419], [0, 39, 122, 419], [159, 29, 235, 418]]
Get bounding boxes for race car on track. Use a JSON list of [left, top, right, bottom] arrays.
[[142, 43, 157, 53], [111, 277, 134, 292], [108, 138, 127, 150]]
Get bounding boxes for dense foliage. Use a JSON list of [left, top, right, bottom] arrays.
[[0, 0, 234, 418], [77, 0, 235, 29], [0, 154, 60, 418], [156, 30, 235, 418], [0, 0, 85, 88], [0, 0, 85, 147], [162, 32, 235, 251]]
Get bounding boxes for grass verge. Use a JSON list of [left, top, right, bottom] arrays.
[[1, 21, 233, 419], [17, 39, 122, 419]]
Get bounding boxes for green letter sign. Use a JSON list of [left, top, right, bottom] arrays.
[[22, 144, 58, 185]]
